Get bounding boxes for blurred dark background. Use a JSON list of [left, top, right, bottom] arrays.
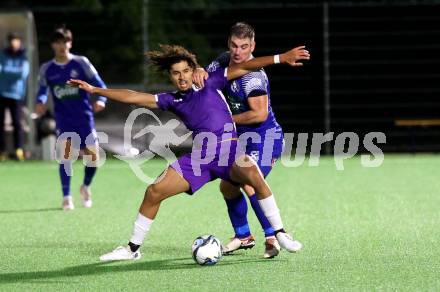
[[2, 0, 440, 153]]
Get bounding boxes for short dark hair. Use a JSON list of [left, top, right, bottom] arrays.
[[146, 44, 199, 72], [51, 25, 73, 43], [7, 32, 21, 42], [229, 22, 255, 41]]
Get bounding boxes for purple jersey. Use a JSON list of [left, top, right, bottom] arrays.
[[36, 54, 107, 129], [155, 67, 236, 140], [206, 53, 282, 136]]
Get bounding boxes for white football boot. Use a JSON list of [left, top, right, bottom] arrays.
[[222, 235, 256, 255], [276, 232, 303, 252], [99, 246, 141, 262], [80, 185, 93, 208], [263, 236, 281, 259], [62, 196, 74, 211]]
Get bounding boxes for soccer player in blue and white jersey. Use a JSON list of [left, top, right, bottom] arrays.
[[35, 26, 107, 211], [68, 44, 309, 261], [194, 22, 309, 258]]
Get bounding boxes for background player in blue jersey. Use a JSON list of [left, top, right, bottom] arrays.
[[68, 44, 309, 262], [194, 22, 309, 258], [35, 26, 107, 211], [0, 33, 29, 161]]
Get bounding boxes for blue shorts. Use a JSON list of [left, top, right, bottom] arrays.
[[239, 128, 284, 177], [56, 123, 98, 150]]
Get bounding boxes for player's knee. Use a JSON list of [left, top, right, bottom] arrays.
[[219, 182, 231, 196], [248, 172, 271, 196], [219, 181, 240, 199], [145, 185, 164, 204], [91, 152, 99, 162], [85, 148, 99, 162]]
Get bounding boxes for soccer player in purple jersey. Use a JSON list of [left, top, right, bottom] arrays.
[[194, 22, 309, 258], [35, 26, 107, 211], [68, 44, 309, 261]]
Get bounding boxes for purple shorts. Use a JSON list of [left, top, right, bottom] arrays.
[[171, 139, 244, 195]]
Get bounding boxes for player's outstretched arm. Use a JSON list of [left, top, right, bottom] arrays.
[[67, 79, 158, 109], [226, 45, 310, 80]]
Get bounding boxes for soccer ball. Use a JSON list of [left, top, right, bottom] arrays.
[[191, 235, 222, 266]]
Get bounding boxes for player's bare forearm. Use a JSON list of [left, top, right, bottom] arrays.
[[233, 109, 268, 124], [227, 56, 274, 80], [226, 45, 310, 80], [233, 95, 269, 124], [68, 79, 158, 108], [94, 88, 157, 108]]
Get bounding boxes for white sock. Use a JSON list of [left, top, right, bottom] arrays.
[[258, 195, 284, 231], [129, 213, 154, 245]]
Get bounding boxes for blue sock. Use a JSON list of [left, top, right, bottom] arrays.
[[83, 166, 97, 186], [59, 162, 72, 197], [249, 194, 275, 237], [225, 192, 251, 238]]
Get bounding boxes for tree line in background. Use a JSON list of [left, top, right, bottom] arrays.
[[2, 0, 439, 84], [1, 0, 227, 84]]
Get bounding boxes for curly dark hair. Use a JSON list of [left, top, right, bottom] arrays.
[[146, 44, 199, 72]]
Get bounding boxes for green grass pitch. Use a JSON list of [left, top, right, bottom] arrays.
[[0, 155, 439, 291]]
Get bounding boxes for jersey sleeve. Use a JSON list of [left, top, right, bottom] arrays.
[[78, 56, 108, 104], [205, 67, 228, 90], [206, 51, 230, 72], [36, 63, 50, 104], [243, 70, 268, 98], [155, 92, 175, 111], [89, 74, 107, 104], [21, 59, 30, 79]]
